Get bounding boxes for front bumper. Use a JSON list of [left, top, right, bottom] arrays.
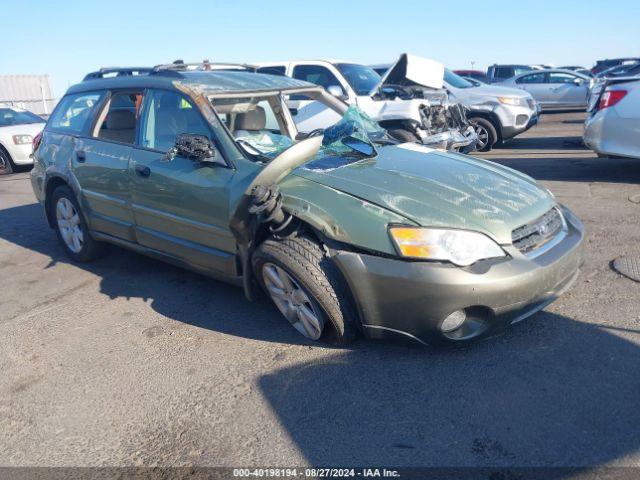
[[331, 206, 584, 345], [5, 143, 34, 165], [419, 126, 477, 152], [500, 105, 539, 141]]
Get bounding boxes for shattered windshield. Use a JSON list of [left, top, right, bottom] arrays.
[[303, 106, 397, 171], [319, 106, 393, 154], [212, 90, 398, 163]]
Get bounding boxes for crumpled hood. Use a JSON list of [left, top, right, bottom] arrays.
[[293, 143, 555, 244], [371, 53, 445, 96]]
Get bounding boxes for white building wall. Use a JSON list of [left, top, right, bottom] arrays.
[[0, 75, 57, 116]]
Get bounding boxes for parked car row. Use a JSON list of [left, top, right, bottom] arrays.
[[28, 62, 585, 345], [450, 58, 640, 116]]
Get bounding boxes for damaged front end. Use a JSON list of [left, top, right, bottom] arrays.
[[373, 53, 477, 152]]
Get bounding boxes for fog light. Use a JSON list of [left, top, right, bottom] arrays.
[[441, 310, 466, 333]]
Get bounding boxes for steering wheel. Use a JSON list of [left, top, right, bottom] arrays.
[[303, 128, 325, 139]]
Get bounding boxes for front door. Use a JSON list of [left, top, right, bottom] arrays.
[[130, 89, 238, 276], [515, 72, 551, 106], [546, 72, 589, 108]]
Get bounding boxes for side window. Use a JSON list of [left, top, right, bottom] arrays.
[[292, 64, 342, 89], [49, 92, 103, 133], [548, 73, 579, 84], [94, 91, 142, 144], [258, 100, 279, 131], [516, 73, 546, 84], [494, 67, 513, 79], [141, 90, 211, 152], [257, 66, 286, 76]]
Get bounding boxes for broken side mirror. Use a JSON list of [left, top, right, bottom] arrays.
[[341, 135, 375, 157], [171, 133, 219, 164], [327, 85, 348, 101]]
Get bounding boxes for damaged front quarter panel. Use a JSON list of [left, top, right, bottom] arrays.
[[277, 174, 416, 256], [228, 136, 325, 300]]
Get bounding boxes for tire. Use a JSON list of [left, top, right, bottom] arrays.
[[0, 146, 15, 175], [252, 235, 358, 345], [50, 185, 106, 262], [387, 128, 419, 143], [469, 117, 497, 152]]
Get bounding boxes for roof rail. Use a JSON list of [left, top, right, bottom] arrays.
[[82, 61, 259, 82], [152, 60, 257, 74], [83, 67, 154, 81]]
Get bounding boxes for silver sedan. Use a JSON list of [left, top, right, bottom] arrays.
[[499, 69, 592, 111], [584, 78, 640, 159]]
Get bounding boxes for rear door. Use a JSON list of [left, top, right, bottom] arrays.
[[515, 72, 551, 106], [287, 63, 345, 133], [546, 72, 589, 108], [48, 90, 140, 241], [129, 88, 238, 276]]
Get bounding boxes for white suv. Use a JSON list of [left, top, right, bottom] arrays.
[[255, 54, 476, 152]]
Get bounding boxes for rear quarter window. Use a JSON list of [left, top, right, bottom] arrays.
[[48, 92, 104, 134]]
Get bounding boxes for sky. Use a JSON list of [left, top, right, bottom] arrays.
[[2, 0, 639, 98]]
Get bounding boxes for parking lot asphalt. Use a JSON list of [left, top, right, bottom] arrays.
[[1, 111, 640, 469]]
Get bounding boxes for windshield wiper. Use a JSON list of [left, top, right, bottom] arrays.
[[236, 139, 272, 163]]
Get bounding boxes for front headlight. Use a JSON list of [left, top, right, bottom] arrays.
[[498, 96, 526, 107], [389, 227, 506, 266], [13, 134, 33, 145]]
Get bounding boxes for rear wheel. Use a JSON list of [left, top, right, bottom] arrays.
[[253, 235, 358, 344], [387, 128, 419, 143], [50, 185, 106, 262], [0, 147, 15, 175], [469, 117, 497, 152]]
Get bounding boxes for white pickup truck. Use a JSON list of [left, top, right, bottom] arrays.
[[255, 54, 477, 152]]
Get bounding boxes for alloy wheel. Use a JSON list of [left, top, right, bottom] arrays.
[[262, 262, 324, 340], [473, 124, 489, 150], [56, 197, 84, 253]]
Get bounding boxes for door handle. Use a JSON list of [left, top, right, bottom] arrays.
[[75, 150, 86, 162], [134, 164, 151, 177]]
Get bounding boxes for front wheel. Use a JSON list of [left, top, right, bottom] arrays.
[[252, 235, 358, 344], [469, 117, 497, 152], [387, 128, 419, 143], [0, 147, 15, 175]]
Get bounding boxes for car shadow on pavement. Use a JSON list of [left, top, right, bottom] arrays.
[[4, 203, 640, 471], [258, 312, 640, 472], [489, 155, 640, 184], [493, 136, 589, 151], [0, 202, 317, 346]]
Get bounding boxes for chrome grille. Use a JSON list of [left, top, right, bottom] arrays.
[[512, 207, 564, 255]]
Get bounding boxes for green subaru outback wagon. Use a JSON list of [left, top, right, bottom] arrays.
[[31, 63, 584, 345]]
